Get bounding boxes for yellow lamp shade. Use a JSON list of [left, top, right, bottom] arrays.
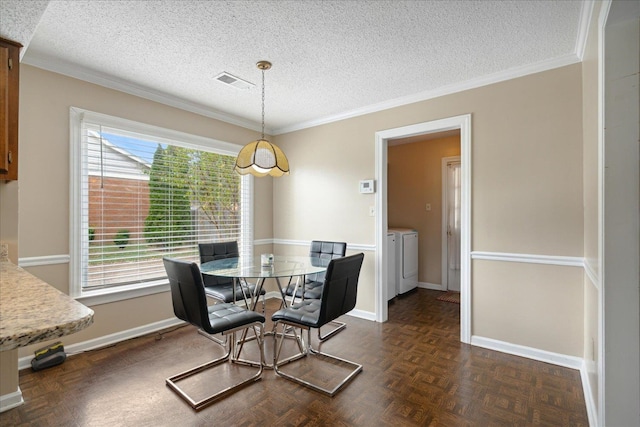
[[234, 139, 290, 177]]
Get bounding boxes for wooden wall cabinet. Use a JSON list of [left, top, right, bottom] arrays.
[[0, 38, 22, 181]]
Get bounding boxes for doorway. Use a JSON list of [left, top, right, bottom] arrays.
[[375, 114, 472, 344]]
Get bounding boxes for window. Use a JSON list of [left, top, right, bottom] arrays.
[[70, 108, 253, 305]]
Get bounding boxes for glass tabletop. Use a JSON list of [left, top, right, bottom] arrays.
[[200, 255, 329, 279]]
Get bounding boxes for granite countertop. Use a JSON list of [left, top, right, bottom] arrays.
[[0, 261, 94, 352]]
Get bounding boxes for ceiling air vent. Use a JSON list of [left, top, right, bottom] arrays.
[[215, 72, 255, 90]]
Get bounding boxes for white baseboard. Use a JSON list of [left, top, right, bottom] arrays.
[[581, 359, 598, 427], [264, 291, 282, 300], [418, 282, 443, 291], [471, 335, 583, 370], [0, 387, 23, 413], [18, 318, 184, 370], [16, 294, 373, 370], [18, 254, 69, 267], [347, 308, 376, 322]]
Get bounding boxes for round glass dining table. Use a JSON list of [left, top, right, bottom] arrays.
[[200, 255, 329, 307]]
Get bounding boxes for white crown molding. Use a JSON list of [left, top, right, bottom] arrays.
[[274, 53, 581, 135], [22, 50, 580, 137], [22, 54, 265, 134], [575, 0, 596, 61], [471, 251, 584, 267]]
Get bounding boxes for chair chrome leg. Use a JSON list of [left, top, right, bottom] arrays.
[[318, 320, 347, 341], [232, 326, 265, 368], [198, 328, 226, 345], [273, 321, 307, 367], [166, 321, 264, 411], [272, 320, 362, 397], [306, 346, 363, 396]]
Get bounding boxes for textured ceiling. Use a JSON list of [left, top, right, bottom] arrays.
[[1, 0, 588, 134]]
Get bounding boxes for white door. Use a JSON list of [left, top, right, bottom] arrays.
[[444, 159, 461, 291]]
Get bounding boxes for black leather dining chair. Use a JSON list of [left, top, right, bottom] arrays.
[[272, 252, 364, 396], [284, 240, 348, 341], [199, 241, 265, 311], [163, 257, 265, 411]]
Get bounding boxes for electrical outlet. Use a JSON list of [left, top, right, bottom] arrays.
[[369, 206, 375, 216]]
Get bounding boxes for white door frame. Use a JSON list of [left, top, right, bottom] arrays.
[[375, 113, 472, 344], [442, 156, 461, 291]]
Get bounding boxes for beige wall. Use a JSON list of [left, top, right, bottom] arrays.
[[274, 63, 584, 356], [14, 65, 274, 357], [473, 260, 583, 356], [0, 349, 18, 396], [10, 61, 586, 360], [0, 181, 18, 264], [388, 135, 460, 285]]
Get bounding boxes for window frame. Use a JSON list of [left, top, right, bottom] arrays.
[[69, 107, 253, 306]]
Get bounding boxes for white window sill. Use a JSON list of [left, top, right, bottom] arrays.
[[76, 280, 169, 306]]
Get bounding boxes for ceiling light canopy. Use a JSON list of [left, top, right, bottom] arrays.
[[234, 61, 290, 177]]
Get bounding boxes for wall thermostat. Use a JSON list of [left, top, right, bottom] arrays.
[[359, 179, 375, 194]]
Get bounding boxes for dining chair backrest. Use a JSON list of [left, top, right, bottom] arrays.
[[316, 253, 364, 328], [306, 240, 347, 284], [198, 241, 239, 263], [163, 257, 265, 410], [163, 257, 211, 332], [198, 241, 239, 286]]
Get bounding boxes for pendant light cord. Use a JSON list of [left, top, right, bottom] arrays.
[[261, 68, 265, 140]]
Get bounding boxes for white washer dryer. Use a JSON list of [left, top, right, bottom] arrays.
[[388, 228, 418, 295]]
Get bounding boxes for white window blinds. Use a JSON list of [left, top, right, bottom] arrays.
[[70, 108, 252, 299]]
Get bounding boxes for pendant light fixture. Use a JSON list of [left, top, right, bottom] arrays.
[[234, 61, 290, 177]]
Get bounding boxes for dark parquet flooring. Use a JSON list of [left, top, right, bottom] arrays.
[[0, 289, 589, 426]]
